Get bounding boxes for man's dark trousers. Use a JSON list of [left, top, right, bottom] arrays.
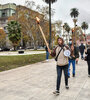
[[56, 65, 68, 91], [81, 52, 84, 59], [87, 61, 90, 75]]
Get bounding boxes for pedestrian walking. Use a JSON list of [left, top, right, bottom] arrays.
[[48, 37, 70, 95], [68, 44, 79, 78], [85, 45, 90, 77], [45, 46, 49, 61], [79, 43, 85, 59]]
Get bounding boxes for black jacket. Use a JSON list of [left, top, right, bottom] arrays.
[[86, 48, 90, 61], [69, 46, 79, 60], [79, 44, 85, 53]]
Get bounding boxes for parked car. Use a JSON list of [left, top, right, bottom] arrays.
[[0, 48, 2, 51], [1, 48, 10, 51]]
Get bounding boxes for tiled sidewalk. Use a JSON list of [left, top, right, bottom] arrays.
[[0, 59, 90, 100]]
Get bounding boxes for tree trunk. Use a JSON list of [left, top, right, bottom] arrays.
[[49, 0, 52, 49], [14, 46, 16, 51], [84, 29, 86, 42], [73, 19, 77, 27], [84, 29, 86, 34], [73, 19, 77, 45], [34, 41, 37, 50]]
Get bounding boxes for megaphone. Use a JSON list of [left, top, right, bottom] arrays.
[[64, 50, 71, 57]]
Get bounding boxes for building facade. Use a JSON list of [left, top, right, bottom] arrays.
[[0, 3, 16, 32], [0, 3, 50, 49]]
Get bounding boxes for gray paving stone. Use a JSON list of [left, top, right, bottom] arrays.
[[0, 59, 89, 100]]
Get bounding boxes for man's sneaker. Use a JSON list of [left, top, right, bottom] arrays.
[[68, 76, 70, 78], [66, 86, 69, 89], [46, 59, 49, 61], [81, 58, 84, 60], [53, 90, 60, 95], [76, 61, 78, 64], [88, 75, 90, 77], [73, 74, 75, 77]]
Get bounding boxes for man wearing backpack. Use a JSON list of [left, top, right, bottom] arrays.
[[48, 37, 70, 95]]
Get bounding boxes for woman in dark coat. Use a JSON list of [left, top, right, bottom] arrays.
[[85, 45, 90, 77]]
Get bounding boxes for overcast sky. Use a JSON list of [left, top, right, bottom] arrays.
[[0, 0, 90, 33]]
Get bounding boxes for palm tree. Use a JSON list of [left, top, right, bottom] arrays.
[[81, 22, 89, 41], [63, 23, 71, 43], [43, 0, 57, 48], [64, 23, 70, 32], [81, 22, 88, 34], [7, 21, 21, 50], [70, 8, 79, 44], [70, 8, 79, 26]]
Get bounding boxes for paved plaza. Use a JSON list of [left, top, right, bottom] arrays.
[[0, 59, 90, 100]]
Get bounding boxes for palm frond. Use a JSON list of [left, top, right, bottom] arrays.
[[81, 22, 89, 30], [70, 8, 79, 18]]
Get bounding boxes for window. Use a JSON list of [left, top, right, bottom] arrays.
[[2, 12, 6, 17]]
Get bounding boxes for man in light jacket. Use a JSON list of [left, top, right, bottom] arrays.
[[48, 37, 70, 95]]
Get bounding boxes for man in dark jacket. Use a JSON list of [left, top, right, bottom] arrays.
[[85, 45, 90, 77], [79, 43, 85, 59]]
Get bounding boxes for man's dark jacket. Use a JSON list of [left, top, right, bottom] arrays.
[[79, 44, 85, 53], [69, 46, 79, 60], [86, 48, 90, 61]]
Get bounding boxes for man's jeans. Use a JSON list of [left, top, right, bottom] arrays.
[[56, 65, 68, 91], [87, 61, 90, 75], [68, 59, 75, 76], [81, 52, 84, 59], [46, 51, 49, 60]]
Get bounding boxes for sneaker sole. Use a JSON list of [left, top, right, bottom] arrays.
[[53, 92, 59, 95]]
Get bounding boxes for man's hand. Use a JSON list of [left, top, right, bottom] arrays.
[[85, 49, 87, 53], [48, 48, 51, 54], [72, 55, 75, 58], [76, 58, 79, 62]]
